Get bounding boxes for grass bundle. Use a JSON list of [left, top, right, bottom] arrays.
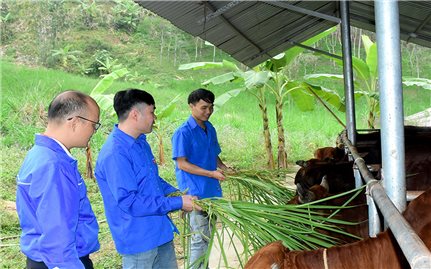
[[223, 169, 296, 204], [178, 170, 365, 268]]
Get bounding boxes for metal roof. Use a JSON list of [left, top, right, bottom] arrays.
[[137, 1, 431, 67]]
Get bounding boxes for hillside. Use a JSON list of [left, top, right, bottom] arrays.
[[2, 0, 430, 83]]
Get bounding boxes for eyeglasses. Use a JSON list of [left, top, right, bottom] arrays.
[[68, 116, 101, 131]]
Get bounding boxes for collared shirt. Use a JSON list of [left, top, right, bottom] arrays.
[[172, 116, 222, 199], [95, 125, 182, 255], [16, 134, 100, 269]]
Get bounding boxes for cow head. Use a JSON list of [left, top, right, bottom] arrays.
[[244, 241, 287, 269], [295, 158, 355, 196], [296, 176, 330, 204], [294, 158, 331, 190]]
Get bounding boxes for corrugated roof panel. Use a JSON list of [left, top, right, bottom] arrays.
[[136, 0, 431, 67], [241, 21, 334, 65]]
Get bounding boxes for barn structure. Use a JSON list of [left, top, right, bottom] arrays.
[[136, 1, 431, 268]]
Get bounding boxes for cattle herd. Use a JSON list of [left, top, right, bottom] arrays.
[[245, 126, 431, 268]]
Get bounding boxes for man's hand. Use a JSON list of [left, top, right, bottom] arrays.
[[181, 195, 202, 212], [211, 170, 226, 181]]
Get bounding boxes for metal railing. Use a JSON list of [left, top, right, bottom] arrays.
[[341, 131, 431, 269]]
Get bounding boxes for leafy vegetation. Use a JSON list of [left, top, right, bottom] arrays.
[[306, 35, 431, 128], [1, 0, 430, 268]]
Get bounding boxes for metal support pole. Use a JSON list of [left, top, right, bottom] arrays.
[[375, 0, 406, 212], [340, 0, 356, 145], [367, 194, 381, 237], [353, 166, 363, 188]]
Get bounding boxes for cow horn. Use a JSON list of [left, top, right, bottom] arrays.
[[320, 176, 329, 192]]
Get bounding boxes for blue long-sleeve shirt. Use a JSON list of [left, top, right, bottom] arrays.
[[16, 135, 100, 269], [95, 125, 182, 255], [172, 116, 222, 199]]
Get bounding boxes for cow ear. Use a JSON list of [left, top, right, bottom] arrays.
[[296, 160, 306, 167], [320, 175, 329, 192], [296, 183, 305, 201]]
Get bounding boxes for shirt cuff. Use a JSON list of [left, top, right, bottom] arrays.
[[170, 196, 183, 211]]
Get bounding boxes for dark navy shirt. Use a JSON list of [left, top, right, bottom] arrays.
[[172, 116, 222, 199]]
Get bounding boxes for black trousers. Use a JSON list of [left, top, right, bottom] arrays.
[[26, 255, 94, 269]]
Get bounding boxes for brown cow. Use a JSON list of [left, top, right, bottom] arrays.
[[294, 159, 356, 194], [288, 177, 330, 204], [353, 126, 431, 190], [245, 187, 431, 269], [289, 127, 431, 244], [289, 178, 369, 244], [313, 146, 346, 162]]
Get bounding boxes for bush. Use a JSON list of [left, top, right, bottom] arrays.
[[86, 49, 112, 77], [112, 0, 142, 34], [1, 3, 13, 43]]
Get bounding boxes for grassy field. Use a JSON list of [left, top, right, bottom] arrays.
[[1, 58, 430, 268]]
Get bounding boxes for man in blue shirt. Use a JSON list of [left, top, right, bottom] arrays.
[[95, 89, 198, 269], [16, 91, 101, 269], [172, 88, 231, 268]]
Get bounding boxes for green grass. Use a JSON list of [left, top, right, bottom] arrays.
[[1, 58, 429, 267]]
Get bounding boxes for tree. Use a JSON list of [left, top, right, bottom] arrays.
[[262, 27, 341, 168]]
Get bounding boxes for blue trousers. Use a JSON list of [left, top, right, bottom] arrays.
[[189, 211, 211, 269], [122, 241, 178, 269]]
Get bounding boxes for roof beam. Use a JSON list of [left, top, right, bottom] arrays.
[[248, 36, 342, 64], [406, 12, 431, 42], [264, 1, 341, 24], [197, 0, 241, 25], [200, 1, 267, 56]]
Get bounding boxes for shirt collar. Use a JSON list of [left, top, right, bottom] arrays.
[[51, 137, 75, 159], [112, 124, 147, 147], [187, 115, 209, 130], [34, 134, 76, 160]]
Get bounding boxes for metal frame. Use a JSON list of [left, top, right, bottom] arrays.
[[340, 0, 357, 146], [341, 131, 431, 268], [340, 1, 431, 267]]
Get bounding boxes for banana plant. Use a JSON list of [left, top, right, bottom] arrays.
[[180, 27, 344, 169], [153, 94, 181, 165], [305, 35, 431, 129], [51, 44, 81, 70], [90, 67, 129, 116], [263, 27, 342, 168], [180, 60, 276, 168]]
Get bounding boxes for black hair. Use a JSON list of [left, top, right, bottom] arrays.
[[47, 90, 91, 122], [187, 88, 215, 105], [114, 88, 155, 121]]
